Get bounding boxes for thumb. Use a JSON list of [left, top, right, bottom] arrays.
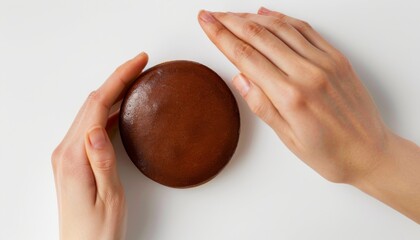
[[85, 126, 122, 200]]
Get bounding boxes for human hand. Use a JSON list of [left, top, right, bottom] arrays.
[[198, 7, 420, 223], [198, 8, 388, 183], [51, 52, 148, 239]]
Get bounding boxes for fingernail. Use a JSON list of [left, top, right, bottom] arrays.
[[199, 10, 215, 23], [88, 127, 107, 149], [134, 51, 146, 59], [258, 7, 271, 15], [233, 74, 251, 97]]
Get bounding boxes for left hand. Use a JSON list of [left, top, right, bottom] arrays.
[[51, 52, 148, 240]]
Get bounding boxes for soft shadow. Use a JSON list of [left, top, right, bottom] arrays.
[[221, 75, 259, 175], [112, 131, 161, 240], [349, 57, 397, 128]]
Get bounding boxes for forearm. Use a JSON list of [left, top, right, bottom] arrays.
[[353, 131, 420, 223]]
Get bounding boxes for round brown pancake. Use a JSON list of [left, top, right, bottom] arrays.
[[119, 60, 240, 188]]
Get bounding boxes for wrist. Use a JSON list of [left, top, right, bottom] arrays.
[[351, 130, 419, 188], [350, 130, 420, 223], [348, 129, 396, 187], [338, 127, 394, 187]]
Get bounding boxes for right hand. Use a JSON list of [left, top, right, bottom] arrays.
[[198, 8, 389, 183], [198, 7, 420, 224]]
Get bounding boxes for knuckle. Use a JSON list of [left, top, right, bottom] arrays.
[[237, 13, 251, 18], [93, 154, 115, 172], [58, 149, 77, 166], [51, 145, 62, 161], [332, 52, 351, 70], [87, 90, 101, 104], [248, 100, 268, 117], [243, 90, 275, 125], [332, 51, 347, 63], [242, 21, 265, 39], [55, 148, 83, 175], [317, 52, 350, 75], [272, 13, 287, 22], [321, 58, 337, 73], [247, 100, 276, 125], [51, 145, 62, 171], [114, 64, 126, 76], [308, 68, 329, 90], [86, 89, 108, 109], [233, 42, 254, 62], [52, 145, 62, 159], [296, 20, 312, 33], [271, 18, 289, 31], [323, 171, 347, 183], [52, 146, 95, 180], [213, 25, 228, 39], [51, 158, 57, 172], [283, 85, 305, 110]]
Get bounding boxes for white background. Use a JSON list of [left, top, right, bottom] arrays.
[[1, 0, 419, 239]]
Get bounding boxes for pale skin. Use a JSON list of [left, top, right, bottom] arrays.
[[52, 52, 149, 239], [52, 7, 420, 239]]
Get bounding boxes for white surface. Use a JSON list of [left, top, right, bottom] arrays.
[[1, 0, 419, 239]]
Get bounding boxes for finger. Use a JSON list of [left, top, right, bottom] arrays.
[[198, 10, 292, 106], [64, 52, 149, 141], [85, 126, 122, 201], [106, 109, 120, 140], [258, 7, 336, 54], [105, 99, 122, 130], [106, 109, 120, 131], [212, 12, 307, 76], [233, 13, 330, 66], [232, 74, 291, 138], [98, 52, 149, 109], [84, 52, 149, 126]]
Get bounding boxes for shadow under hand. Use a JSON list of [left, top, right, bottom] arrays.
[[350, 58, 397, 129], [223, 83, 259, 174]]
